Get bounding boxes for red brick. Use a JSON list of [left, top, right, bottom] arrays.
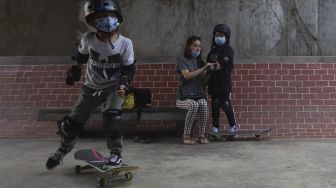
[[309, 87, 322, 93], [159, 88, 174, 94], [249, 70, 262, 75], [33, 83, 47, 89], [156, 70, 169, 76], [149, 64, 163, 69], [262, 69, 276, 75], [321, 64, 334, 69], [268, 75, 282, 81], [165, 94, 176, 101], [255, 75, 269, 80], [282, 64, 295, 69], [146, 76, 161, 82], [295, 64, 308, 69], [322, 75, 334, 80], [158, 100, 174, 107], [236, 70, 248, 75], [161, 76, 175, 82], [19, 83, 34, 89], [154, 82, 168, 87], [140, 81, 154, 88], [322, 87, 335, 93], [275, 81, 288, 87], [9, 89, 24, 95], [282, 75, 296, 81], [46, 65, 60, 71], [242, 64, 256, 69], [168, 70, 177, 75], [64, 89, 80, 95], [14, 95, 29, 101], [315, 70, 328, 75], [167, 82, 178, 88], [153, 94, 166, 100], [143, 70, 156, 76], [327, 69, 336, 74], [136, 64, 150, 69], [162, 64, 176, 70], [296, 87, 309, 93], [43, 95, 57, 101], [269, 64, 282, 70], [249, 81, 262, 87], [296, 75, 309, 81], [28, 77, 42, 83], [309, 75, 322, 81], [135, 70, 143, 76]]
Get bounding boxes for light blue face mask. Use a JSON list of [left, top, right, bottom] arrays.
[[191, 50, 200, 58], [215, 36, 226, 46], [95, 16, 120, 33]]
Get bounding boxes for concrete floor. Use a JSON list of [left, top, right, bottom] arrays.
[[0, 138, 336, 188]]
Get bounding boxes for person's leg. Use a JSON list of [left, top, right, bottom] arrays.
[[197, 98, 209, 144], [176, 99, 199, 144], [46, 86, 104, 170], [101, 90, 124, 168], [210, 94, 221, 133], [219, 92, 238, 132]]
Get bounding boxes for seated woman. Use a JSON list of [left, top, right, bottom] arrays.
[[176, 36, 215, 145]]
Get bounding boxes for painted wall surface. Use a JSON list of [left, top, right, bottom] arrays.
[[0, 0, 335, 57]]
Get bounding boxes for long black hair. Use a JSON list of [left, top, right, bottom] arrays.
[[183, 35, 206, 68]]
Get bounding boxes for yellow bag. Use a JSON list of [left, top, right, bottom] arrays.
[[122, 92, 135, 110]]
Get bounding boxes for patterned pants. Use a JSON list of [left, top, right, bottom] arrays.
[[176, 98, 208, 136]]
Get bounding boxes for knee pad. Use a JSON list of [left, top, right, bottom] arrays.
[[103, 109, 121, 119], [103, 109, 123, 137], [222, 100, 233, 111], [57, 116, 82, 139]]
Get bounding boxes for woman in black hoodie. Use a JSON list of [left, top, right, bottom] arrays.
[[207, 24, 238, 133]]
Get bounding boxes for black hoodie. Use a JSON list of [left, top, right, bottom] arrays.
[[206, 24, 234, 95]]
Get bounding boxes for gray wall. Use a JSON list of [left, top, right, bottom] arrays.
[[0, 0, 335, 57]]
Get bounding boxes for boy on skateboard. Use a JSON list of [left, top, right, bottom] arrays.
[[46, 0, 135, 170]]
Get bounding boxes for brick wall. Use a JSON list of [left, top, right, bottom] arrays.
[[1, 57, 336, 139]]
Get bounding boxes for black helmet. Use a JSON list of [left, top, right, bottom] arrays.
[[84, 0, 123, 27]]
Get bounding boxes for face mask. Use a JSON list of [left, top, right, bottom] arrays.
[[215, 36, 226, 46], [95, 16, 120, 33], [191, 50, 200, 58]]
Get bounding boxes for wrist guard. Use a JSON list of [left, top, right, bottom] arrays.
[[117, 75, 130, 92], [65, 65, 81, 86]]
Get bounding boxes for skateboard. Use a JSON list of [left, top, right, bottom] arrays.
[[74, 149, 139, 187], [207, 128, 273, 141]]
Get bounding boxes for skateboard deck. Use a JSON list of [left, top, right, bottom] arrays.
[[74, 149, 139, 187], [207, 128, 273, 141]]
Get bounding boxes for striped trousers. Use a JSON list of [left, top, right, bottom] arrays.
[[176, 98, 208, 136]]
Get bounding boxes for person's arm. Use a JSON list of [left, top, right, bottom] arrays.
[[65, 35, 89, 86], [181, 62, 215, 80], [117, 39, 135, 96]]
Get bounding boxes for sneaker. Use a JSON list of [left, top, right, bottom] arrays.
[[212, 127, 220, 133], [103, 153, 122, 169], [46, 150, 65, 170], [229, 125, 239, 133]]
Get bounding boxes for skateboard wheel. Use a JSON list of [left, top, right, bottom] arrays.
[[75, 165, 81, 174], [97, 177, 106, 187], [125, 172, 133, 181]]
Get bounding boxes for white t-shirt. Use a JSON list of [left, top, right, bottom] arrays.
[[78, 32, 135, 90]]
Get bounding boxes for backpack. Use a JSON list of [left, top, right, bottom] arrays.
[[122, 87, 152, 122]]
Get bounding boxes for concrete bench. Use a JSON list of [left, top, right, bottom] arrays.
[[37, 107, 186, 137]]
